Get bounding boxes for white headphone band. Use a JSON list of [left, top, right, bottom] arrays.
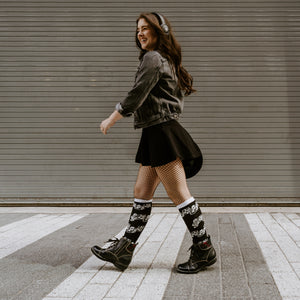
[[152, 12, 169, 34]]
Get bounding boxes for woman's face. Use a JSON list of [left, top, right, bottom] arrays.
[[137, 18, 158, 51]]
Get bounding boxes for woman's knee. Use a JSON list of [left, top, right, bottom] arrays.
[[134, 185, 153, 200], [134, 165, 160, 200]]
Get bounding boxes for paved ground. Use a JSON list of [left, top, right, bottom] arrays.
[[0, 206, 299, 300]]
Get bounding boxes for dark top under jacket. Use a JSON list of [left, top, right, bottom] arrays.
[[115, 51, 184, 129]]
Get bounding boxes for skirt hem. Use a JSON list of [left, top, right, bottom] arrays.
[[135, 120, 203, 179]]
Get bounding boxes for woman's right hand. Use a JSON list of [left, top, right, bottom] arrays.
[[100, 117, 115, 135], [99, 110, 123, 135]]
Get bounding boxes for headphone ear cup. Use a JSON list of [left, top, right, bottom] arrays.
[[161, 24, 169, 34]]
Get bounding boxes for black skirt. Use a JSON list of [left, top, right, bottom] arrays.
[[135, 119, 203, 179]]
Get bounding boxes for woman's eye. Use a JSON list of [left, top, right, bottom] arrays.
[[136, 27, 148, 34]]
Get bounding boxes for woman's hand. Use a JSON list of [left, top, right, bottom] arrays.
[[100, 117, 115, 135], [100, 110, 123, 135]]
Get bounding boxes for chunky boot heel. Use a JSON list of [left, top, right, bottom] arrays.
[[91, 237, 137, 271], [177, 235, 217, 274]]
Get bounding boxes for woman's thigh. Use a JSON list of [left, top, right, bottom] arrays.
[[134, 165, 161, 200], [155, 158, 191, 205]]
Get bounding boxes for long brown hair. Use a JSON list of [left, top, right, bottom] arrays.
[[136, 13, 196, 96]]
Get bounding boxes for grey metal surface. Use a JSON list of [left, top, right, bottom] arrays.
[[0, 1, 299, 202]]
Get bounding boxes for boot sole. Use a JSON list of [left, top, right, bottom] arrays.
[[91, 247, 128, 271], [176, 257, 217, 274]]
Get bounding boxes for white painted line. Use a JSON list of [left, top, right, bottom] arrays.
[[133, 215, 186, 300], [258, 213, 300, 263], [103, 298, 132, 300], [271, 271, 300, 299], [43, 214, 186, 300], [0, 214, 87, 259], [0, 214, 47, 233], [257, 213, 287, 237], [72, 284, 112, 300], [0, 214, 62, 247], [43, 298, 72, 300], [246, 213, 300, 299], [291, 262, 300, 278], [43, 214, 166, 300], [286, 214, 300, 227], [44, 227, 126, 299], [77, 214, 170, 300], [105, 214, 181, 299], [272, 213, 300, 241], [46, 272, 97, 299], [244, 213, 273, 242]]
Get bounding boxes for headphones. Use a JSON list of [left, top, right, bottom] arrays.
[[152, 12, 169, 35]]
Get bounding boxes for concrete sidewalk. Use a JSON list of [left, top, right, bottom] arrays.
[[0, 206, 299, 300]]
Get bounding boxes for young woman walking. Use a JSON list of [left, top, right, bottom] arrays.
[[91, 12, 217, 274]]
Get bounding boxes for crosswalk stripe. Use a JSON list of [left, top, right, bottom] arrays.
[[105, 214, 182, 300], [0, 214, 48, 233], [133, 214, 186, 300], [0, 214, 63, 247], [43, 214, 165, 299], [286, 213, 300, 227], [43, 213, 186, 300], [258, 213, 300, 263], [0, 214, 88, 259], [245, 213, 300, 300], [272, 213, 300, 242]]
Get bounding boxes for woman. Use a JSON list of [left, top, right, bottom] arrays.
[[91, 12, 217, 274]]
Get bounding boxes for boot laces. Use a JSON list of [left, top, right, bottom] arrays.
[[101, 237, 119, 250], [187, 244, 197, 258]]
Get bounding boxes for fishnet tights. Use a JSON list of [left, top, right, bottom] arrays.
[[134, 164, 160, 200], [134, 158, 192, 206]]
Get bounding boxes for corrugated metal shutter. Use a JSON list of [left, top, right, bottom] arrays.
[[0, 1, 299, 204]]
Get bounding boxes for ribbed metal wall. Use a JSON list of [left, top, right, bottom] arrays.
[[0, 1, 299, 204]]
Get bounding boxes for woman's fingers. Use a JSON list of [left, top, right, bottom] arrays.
[[100, 119, 110, 135]]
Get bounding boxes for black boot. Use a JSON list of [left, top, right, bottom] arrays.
[[91, 237, 137, 271], [177, 236, 217, 274]]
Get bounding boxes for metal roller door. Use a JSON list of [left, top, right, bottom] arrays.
[[0, 1, 299, 204]]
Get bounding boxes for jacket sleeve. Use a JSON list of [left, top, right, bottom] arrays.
[[115, 51, 162, 117]]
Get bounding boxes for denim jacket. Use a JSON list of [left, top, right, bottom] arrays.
[[115, 51, 184, 129]]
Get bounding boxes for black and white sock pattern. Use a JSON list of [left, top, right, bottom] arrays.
[[177, 197, 208, 244], [123, 198, 152, 243]]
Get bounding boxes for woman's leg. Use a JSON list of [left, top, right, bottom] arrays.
[[134, 164, 161, 200], [154, 158, 207, 243], [123, 165, 160, 243], [91, 165, 160, 271], [155, 158, 216, 273]]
